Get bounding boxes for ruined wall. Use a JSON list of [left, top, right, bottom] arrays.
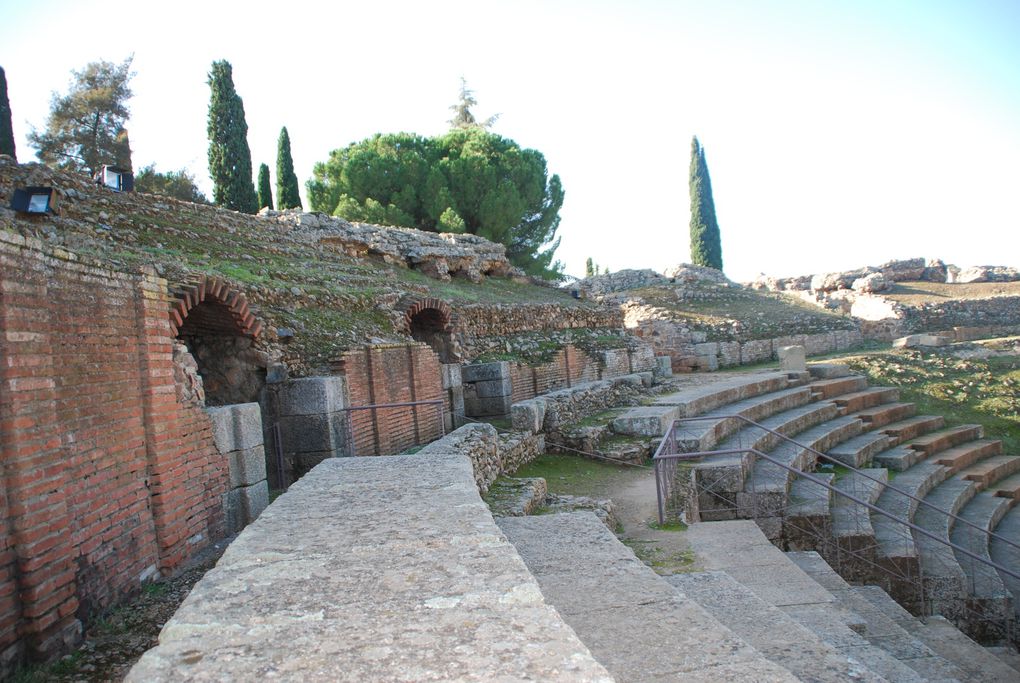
[[0, 230, 226, 672], [456, 303, 622, 351], [507, 344, 656, 404], [340, 343, 446, 456], [901, 297, 1020, 336]]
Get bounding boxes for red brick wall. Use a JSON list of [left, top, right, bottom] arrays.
[[0, 231, 227, 668], [341, 344, 446, 456], [509, 345, 602, 404]]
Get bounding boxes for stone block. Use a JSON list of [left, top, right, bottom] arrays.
[[279, 413, 337, 453], [654, 356, 673, 379], [462, 362, 509, 383], [223, 489, 244, 535], [440, 363, 462, 389], [614, 373, 643, 387], [227, 444, 267, 488], [693, 354, 719, 371], [611, 406, 680, 437], [778, 345, 806, 373], [638, 372, 654, 387], [278, 376, 347, 417], [473, 377, 512, 398], [511, 398, 547, 434], [807, 363, 851, 379], [448, 385, 465, 424], [464, 395, 512, 417], [206, 402, 263, 453], [240, 480, 269, 523]]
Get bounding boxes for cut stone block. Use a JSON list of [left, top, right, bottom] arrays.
[[440, 363, 462, 389], [461, 361, 509, 383], [778, 345, 806, 373], [464, 395, 512, 417], [206, 402, 263, 453], [278, 376, 347, 417], [611, 405, 680, 437], [278, 413, 346, 454], [240, 480, 269, 523], [473, 377, 512, 398], [511, 398, 546, 434], [807, 363, 851, 379], [228, 444, 267, 488], [654, 355, 673, 379]]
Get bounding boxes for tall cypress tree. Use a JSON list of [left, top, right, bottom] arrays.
[[688, 136, 723, 271], [257, 163, 273, 210], [207, 60, 258, 214], [0, 66, 15, 160], [276, 126, 301, 210]]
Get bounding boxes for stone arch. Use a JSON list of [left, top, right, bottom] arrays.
[[170, 277, 268, 406], [399, 296, 460, 363]]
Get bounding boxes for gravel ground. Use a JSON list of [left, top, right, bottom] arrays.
[[15, 538, 232, 683]]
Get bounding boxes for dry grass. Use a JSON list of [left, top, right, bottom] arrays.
[[884, 281, 1020, 306]]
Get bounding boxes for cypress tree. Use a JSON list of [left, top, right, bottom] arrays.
[[207, 60, 258, 214], [275, 126, 301, 209], [0, 66, 15, 160], [585, 257, 594, 277], [257, 163, 273, 210], [688, 136, 723, 271]]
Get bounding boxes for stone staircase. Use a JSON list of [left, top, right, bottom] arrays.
[[499, 512, 1020, 682], [660, 365, 1020, 646]]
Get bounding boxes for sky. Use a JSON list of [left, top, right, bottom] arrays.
[[2, 0, 1018, 282]]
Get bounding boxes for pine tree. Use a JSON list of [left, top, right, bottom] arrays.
[[207, 60, 258, 214], [688, 136, 723, 271], [0, 66, 15, 160], [275, 126, 301, 209], [28, 57, 133, 175], [257, 163, 273, 210]]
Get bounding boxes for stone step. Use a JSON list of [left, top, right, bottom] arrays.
[[685, 521, 927, 682], [808, 374, 869, 399], [787, 551, 969, 681], [669, 386, 813, 452], [828, 469, 889, 580], [933, 439, 1004, 475], [908, 424, 984, 456], [808, 363, 853, 379], [950, 492, 1013, 615], [961, 455, 1020, 489], [828, 431, 894, 468], [913, 478, 976, 618], [989, 503, 1020, 621], [990, 471, 1020, 501], [874, 461, 950, 561], [987, 645, 1020, 674], [747, 415, 863, 494], [785, 473, 835, 551], [833, 387, 901, 415], [882, 415, 947, 445], [853, 583, 1019, 683], [653, 371, 792, 417], [873, 443, 929, 472], [668, 570, 887, 683], [852, 402, 917, 429], [716, 401, 840, 456], [498, 512, 798, 682]]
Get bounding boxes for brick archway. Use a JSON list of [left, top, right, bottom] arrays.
[[169, 277, 263, 338], [169, 277, 267, 406], [398, 297, 459, 363]]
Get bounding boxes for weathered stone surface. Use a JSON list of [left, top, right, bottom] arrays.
[[228, 445, 267, 488], [464, 394, 512, 417], [511, 398, 546, 434], [778, 345, 806, 373], [954, 265, 1020, 283], [472, 377, 512, 398], [654, 355, 673, 379], [892, 334, 952, 348], [239, 480, 269, 522], [851, 272, 890, 293], [462, 361, 509, 383], [612, 405, 679, 437], [128, 454, 610, 682], [206, 402, 263, 453], [278, 376, 347, 416]]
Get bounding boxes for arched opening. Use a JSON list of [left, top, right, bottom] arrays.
[[170, 278, 267, 407], [409, 307, 456, 362]]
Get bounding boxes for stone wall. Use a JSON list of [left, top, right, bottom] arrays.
[[508, 344, 656, 405], [511, 374, 651, 435], [630, 320, 864, 372], [417, 423, 545, 493], [339, 343, 446, 456], [0, 230, 228, 673], [456, 303, 623, 351], [901, 296, 1020, 336]]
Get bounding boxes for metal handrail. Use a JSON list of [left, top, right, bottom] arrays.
[[663, 414, 1020, 554], [654, 444, 1020, 584]]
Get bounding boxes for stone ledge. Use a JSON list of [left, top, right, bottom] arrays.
[[127, 453, 609, 682]]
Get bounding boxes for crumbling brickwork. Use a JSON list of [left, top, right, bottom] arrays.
[[0, 230, 227, 671]]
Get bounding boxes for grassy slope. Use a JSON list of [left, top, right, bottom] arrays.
[[884, 281, 1020, 306]]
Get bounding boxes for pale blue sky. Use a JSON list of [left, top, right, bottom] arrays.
[[2, 0, 1018, 281]]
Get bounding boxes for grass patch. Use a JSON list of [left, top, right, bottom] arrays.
[[510, 453, 625, 496], [844, 348, 1020, 454], [647, 519, 688, 532], [621, 538, 697, 573], [9, 652, 83, 683]]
